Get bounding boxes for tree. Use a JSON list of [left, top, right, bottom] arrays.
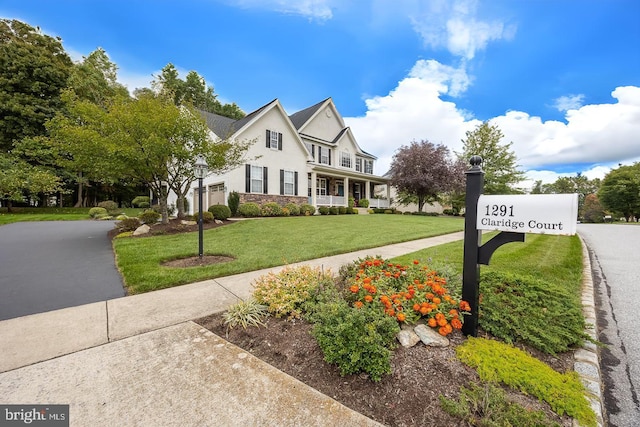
[[598, 164, 640, 222], [459, 122, 526, 194], [539, 174, 601, 219], [389, 140, 466, 212], [0, 19, 72, 152], [582, 194, 605, 223], [0, 153, 64, 209], [152, 63, 245, 119]]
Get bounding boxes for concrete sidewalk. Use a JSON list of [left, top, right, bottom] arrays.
[[0, 232, 463, 426]]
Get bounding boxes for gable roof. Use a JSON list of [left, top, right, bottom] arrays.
[[199, 99, 278, 139], [288, 97, 331, 130]]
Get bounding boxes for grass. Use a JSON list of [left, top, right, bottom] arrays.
[[392, 231, 583, 290], [0, 207, 144, 225], [113, 215, 465, 293]]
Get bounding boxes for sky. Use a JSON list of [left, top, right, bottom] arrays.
[[3, 0, 640, 188]]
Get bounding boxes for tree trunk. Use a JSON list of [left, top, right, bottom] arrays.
[[74, 172, 84, 208], [176, 195, 186, 219], [159, 187, 169, 224]]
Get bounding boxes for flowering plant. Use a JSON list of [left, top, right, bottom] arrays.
[[345, 256, 471, 336]]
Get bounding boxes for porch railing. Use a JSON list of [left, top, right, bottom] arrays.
[[315, 195, 346, 206], [368, 198, 390, 208]]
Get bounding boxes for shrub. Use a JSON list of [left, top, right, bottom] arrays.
[[208, 204, 231, 220], [222, 298, 269, 336], [479, 271, 587, 354], [328, 207, 338, 215], [253, 265, 333, 319], [238, 202, 261, 217], [338, 206, 347, 214], [97, 200, 118, 213], [284, 203, 300, 216], [457, 337, 596, 426], [131, 196, 150, 208], [116, 217, 142, 232], [358, 199, 369, 208], [138, 209, 161, 224], [261, 202, 283, 217], [311, 300, 400, 381], [384, 209, 393, 214], [300, 204, 316, 216], [281, 207, 290, 217], [88, 207, 107, 218], [228, 191, 240, 217], [348, 197, 355, 208], [318, 206, 330, 215], [202, 211, 214, 223], [440, 382, 561, 427]]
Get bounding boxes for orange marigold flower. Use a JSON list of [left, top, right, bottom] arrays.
[[438, 326, 449, 336], [432, 297, 441, 305], [364, 295, 373, 303], [427, 318, 437, 328], [435, 313, 445, 321], [437, 317, 448, 327], [349, 285, 359, 293], [413, 303, 421, 312], [459, 301, 471, 312], [363, 277, 372, 284], [451, 318, 463, 329], [425, 293, 435, 300], [420, 307, 430, 316], [413, 260, 420, 265], [385, 271, 392, 277], [449, 309, 459, 317], [380, 295, 389, 303], [354, 301, 364, 309], [387, 309, 396, 317], [396, 313, 406, 322]]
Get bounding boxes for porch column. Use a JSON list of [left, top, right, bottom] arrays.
[[310, 171, 317, 206], [344, 177, 350, 206], [365, 180, 371, 200], [386, 183, 391, 207]]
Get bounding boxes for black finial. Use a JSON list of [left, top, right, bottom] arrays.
[[470, 155, 483, 167]]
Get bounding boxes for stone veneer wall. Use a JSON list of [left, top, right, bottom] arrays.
[[239, 193, 308, 206]]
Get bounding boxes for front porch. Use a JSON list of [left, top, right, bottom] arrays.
[[308, 172, 390, 208]]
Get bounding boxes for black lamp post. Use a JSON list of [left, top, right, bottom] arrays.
[[194, 155, 208, 259]]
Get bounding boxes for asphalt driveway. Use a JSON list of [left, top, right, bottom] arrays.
[[0, 221, 125, 321]]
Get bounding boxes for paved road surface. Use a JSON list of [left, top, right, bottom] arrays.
[[578, 224, 640, 427], [0, 221, 125, 321]]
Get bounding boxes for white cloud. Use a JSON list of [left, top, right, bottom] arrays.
[[225, 0, 333, 20], [553, 94, 585, 112], [346, 58, 640, 181], [410, 0, 515, 59]]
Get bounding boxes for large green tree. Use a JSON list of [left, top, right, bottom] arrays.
[[389, 140, 466, 212], [536, 174, 601, 219], [598, 163, 640, 222], [0, 19, 72, 152], [152, 63, 245, 119], [459, 122, 526, 194], [0, 19, 73, 208]]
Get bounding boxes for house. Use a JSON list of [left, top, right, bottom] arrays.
[[177, 97, 390, 214]]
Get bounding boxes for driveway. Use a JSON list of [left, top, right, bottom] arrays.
[[0, 221, 125, 321], [578, 223, 640, 427]]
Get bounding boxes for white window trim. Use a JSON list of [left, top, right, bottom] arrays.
[[270, 131, 279, 150], [283, 170, 295, 196], [340, 151, 351, 168], [251, 165, 263, 193]]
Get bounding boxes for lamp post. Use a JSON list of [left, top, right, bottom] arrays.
[[194, 155, 208, 259]]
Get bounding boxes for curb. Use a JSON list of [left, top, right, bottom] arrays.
[[574, 235, 604, 427]]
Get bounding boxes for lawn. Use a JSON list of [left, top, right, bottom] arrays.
[[0, 207, 143, 225], [392, 231, 583, 289], [114, 215, 465, 293]]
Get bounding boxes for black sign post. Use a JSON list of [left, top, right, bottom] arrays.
[[461, 156, 525, 337]]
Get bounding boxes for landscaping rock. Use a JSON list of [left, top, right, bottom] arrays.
[[133, 224, 151, 236], [214, 219, 223, 224], [181, 220, 197, 226], [414, 324, 449, 347], [397, 329, 421, 347]]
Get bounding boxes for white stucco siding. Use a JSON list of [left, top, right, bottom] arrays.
[[300, 106, 344, 142]]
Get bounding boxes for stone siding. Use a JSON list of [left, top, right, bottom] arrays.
[[239, 193, 308, 206]]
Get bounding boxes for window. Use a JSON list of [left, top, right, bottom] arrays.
[[280, 170, 297, 195], [319, 146, 330, 165], [245, 164, 267, 194], [266, 130, 282, 150], [340, 151, 351, 168], [365, 159, 373, 174], [251, 166, 263, 193], [317, 178, 327, 196], [355, 157, 362, 172]]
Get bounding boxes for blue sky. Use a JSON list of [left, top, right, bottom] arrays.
[[3, 0, 639, 186]]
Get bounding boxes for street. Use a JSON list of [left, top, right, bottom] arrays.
[[578, 223, 640, 427]]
